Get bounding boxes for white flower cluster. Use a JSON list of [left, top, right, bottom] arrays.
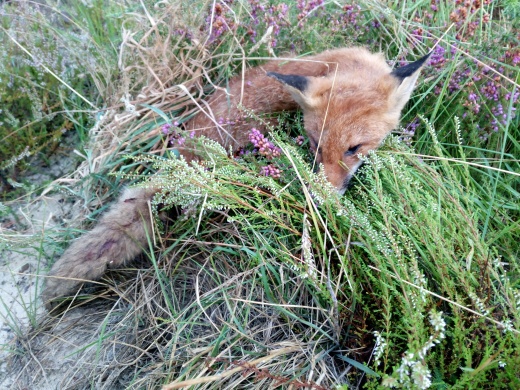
[[339, 199, 394, 257], [501, 319, 514, 334], [454, 116, 464, 145], [490, 255, 520, 320], [300, 214, 317, 280], [411, 267, 428, 310], [419, 114, 440, 146], [384, 310, 446, 389], [469, 292, 490, 316], [1, 146, 31, 170], [373, 331, 387, 367], [513, 290, 520, 310]]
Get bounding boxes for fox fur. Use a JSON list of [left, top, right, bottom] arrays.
[[42, 47, 429, 309]]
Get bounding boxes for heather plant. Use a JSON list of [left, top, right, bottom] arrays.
[[120, 127, 520, 388], [1, 0, 519, 389], [0, 0, 124, 198]]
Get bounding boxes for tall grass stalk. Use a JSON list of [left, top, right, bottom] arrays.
[[1, 0, 518, 388]]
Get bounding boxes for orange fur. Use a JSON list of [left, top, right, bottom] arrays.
[[42, 47, 427, 309]]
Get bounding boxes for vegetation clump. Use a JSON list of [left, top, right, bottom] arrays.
[[1, 0, 518, 389]]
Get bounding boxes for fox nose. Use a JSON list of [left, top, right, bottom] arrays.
[[321, 160, 364, 195], [319, 165, 345, 194]]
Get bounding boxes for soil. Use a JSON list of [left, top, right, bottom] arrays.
[[0, 135, 84, 388]]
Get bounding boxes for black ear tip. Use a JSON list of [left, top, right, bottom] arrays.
[[266, 72, 309, 92], [391, 51, 432, 80], [266, 71, 282, 80], [422, 50, 433, 63]]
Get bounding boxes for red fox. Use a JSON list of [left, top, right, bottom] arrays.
[[42, 47, 429, 309]]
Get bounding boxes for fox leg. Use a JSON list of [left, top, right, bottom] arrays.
[[42, 187, 158, 309]]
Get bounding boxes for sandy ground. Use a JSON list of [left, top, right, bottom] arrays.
[[0, 139, 82, 388]]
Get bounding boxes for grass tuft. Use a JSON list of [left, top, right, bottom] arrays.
[[1, 0, 518, 389]]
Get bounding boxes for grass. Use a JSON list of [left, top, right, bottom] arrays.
[[0, 0, 519, 389]]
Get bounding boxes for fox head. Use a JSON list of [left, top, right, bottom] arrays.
[[268, 52, 429, 194]]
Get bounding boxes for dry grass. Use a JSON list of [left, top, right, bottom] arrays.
[[8, 216, 348, 389], [2, 1, 519, 389]]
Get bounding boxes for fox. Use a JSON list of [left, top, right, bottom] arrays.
[[42, 47, 429, 309]]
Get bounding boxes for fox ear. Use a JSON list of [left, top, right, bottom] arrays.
[[267, 72, 317, 108], [390, 52, 431, 112]]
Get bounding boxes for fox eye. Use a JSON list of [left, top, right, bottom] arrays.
[[344, 144, 361, 156]]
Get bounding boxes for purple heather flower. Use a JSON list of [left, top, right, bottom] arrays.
[[505, 92, 519, 103], [295, 135, 305, 146], [260, 164, 282, 178], [248, 128, 281, 159], [162, 123, 173, 134], [429, 45, 446, 67]]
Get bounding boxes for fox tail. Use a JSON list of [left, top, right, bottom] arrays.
[[42, 187, 158, 309]]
